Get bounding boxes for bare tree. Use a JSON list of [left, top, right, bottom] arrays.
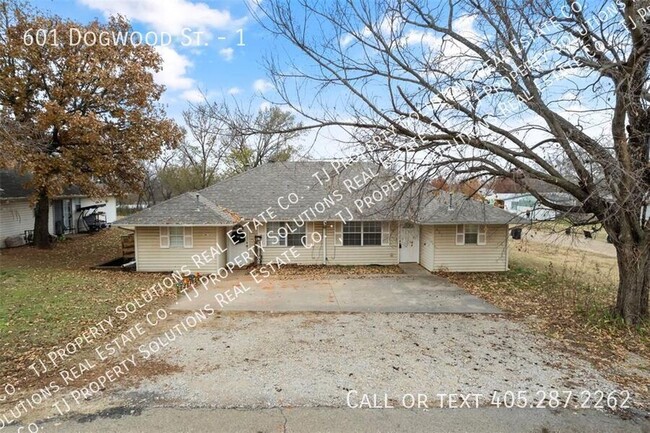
[[215, 105, 306, 174], [256, 0, 649, 324], [181, 102, 228, 188]]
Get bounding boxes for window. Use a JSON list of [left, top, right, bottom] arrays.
[[265, 221, 308, 247], [160, 226, 192, 249], [286, 221, 306, 247], [362, 221, 382, 246], [455, 224, 486, 246], [170, 227, 184, 248], [464, 224, 479, 244], [266, 222, 287, 246], [343, 221, 362, 246], [341, 221, 385, 246]]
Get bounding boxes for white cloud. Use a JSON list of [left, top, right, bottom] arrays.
[[227, 87, 242, 95], [154, 46, 195, 90], [340, 33, 354, 47], [182, 89, 205, 103], [79, 0, 246, 35], [219, 47, 234, 61], [253, 79, 274, 93]]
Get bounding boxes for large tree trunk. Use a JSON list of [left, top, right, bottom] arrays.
[[33, 188, 51, 249], [614, 241, 649, 325]]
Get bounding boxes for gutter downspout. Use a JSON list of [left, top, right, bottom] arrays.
[[323, 222, 327, 265]]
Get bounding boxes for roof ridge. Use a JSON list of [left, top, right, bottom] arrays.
[[198, 163, 272, 194]]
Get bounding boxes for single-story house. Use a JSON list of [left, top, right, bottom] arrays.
[[0, 170, 117, 248], [115, 161, 525, 273]]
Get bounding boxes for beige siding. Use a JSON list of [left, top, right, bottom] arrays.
[[256, 221, 399, 266], [419, 225, 435, 271], [0, 200, 34, 248], [261, 221, 325, 265], [135, 226, 226, 272], [432, 225, 508, 272], [325, 221, 398, 265]]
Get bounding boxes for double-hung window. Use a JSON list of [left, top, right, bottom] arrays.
[[169, 227, 185, 248], [160, 226, 193, 248], [286, 221, 306, 247], [266, 221, 287, 246], [265, 221, 307, 247], [342, 221, 362, 246], [341, 221, 385, 246], [455, 224, 486, 245], [362, 221, 382, 246]]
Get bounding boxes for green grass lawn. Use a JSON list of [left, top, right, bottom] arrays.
[[0, 230, 171, 383], [1, 268, 148, 348]]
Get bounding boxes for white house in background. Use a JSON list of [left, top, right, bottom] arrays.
[[484, 178, 580, 221], [484, 192, 559, 221], [0, 170, 117, 248], [115, 161, 527, 273]]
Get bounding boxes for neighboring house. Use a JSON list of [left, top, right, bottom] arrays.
[[115, 161, 525, 273], [0, 170, 117, 248], [485, 192, 559, 220], [485, 178, 578, 221]]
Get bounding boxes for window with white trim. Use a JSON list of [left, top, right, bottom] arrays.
[[170, 227, 184, 248], [362, 221, 382, 246], [160, 226, 192, 249], [342, 221, 385, 246], [464, 224, 479, 244], [265, 221, 307, 247], [456, 224, 486, 246], [286, 221, 306, 247], [343, 221, 362, 246], [266, 222, 287, 246]]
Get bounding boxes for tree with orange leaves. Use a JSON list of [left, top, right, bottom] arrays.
[[0, 1, 182, 248]]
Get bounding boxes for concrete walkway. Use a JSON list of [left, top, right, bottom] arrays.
[[16, 407, 649, 433], [171, 268, 501, 314]]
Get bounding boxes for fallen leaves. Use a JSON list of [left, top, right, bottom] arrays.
[[0, 229, 171, 390], [438, 246, 650, 407], [271, 264, 403, 279]]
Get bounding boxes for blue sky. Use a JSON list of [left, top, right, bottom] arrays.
[[27, 0, 619, 163], [34, 0, 343, 156]]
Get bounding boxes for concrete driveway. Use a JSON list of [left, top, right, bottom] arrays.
[[171, 265, 500, 314]]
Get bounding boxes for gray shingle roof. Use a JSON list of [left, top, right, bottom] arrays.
[[0, 170, 83, 199], [114, 192, 238, 226], [416, 191, 528, 225], [200, 160, 404, 221], [116, 161, 526, 226]]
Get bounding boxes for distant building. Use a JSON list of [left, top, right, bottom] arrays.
[[484, 177, 578, 221], [0, 170, 117, 248]]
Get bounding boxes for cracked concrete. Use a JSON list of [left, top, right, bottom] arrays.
[[171, 273, 501, 314]]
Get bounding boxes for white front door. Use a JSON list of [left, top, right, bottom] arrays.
[[399, 224, 419, 263], [226, 228, 251, 267]]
